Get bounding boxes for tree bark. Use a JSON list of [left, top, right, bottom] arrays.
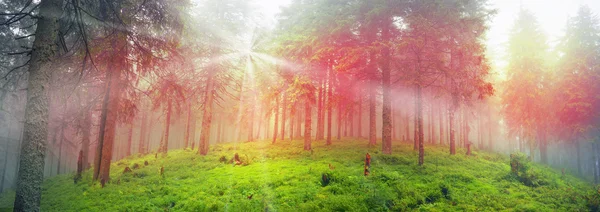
[[126, 122, 133, 157], [56, 125, 64, 175], [316, 79, 324, 140], [290, 105, 294, 140], [349, 104, 354, 138], [327, 66, 333, 145], [272, 95, 279, 144], [413, 90, 418, 151], [304, 101, 312, 150], [280, 91, 286, 141], [160, 99, 172, 154], [81, 110, 91, 169], [138, 113, 147, 154], [449, 105, 456, 155], [198, 74, 215, 155], [358, 97, 362, 138], [576, 139, 581, 176], [1, 125, 12, 193], [417, 85, 424, 166], [184, 102, 192, 148], [594, 142, 599, 184], [337, 101, 342, 141], [439, 102, 444, 146], [14, 0, 63, 210]]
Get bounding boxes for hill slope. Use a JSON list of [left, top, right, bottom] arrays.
[[0, 139, 598, 211]]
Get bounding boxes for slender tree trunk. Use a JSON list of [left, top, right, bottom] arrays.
[[369, 78, 376, 146], [576, 139, 581, 176], [184, 102, 192, 148], [449, 105, 456, 155], [81, 110, 91, 169], [381, 32, 392, 154], [337, 101, 342, 141], [249, 101, 255, 142], [1, 125, 12, 192], [216, 117, 222, 143], [304, 101, 312, 150], [327, 67, 333, 145], [160, 99, 172, 154], [349, 104, 354, 138], [138, 113, 147, 154], [417, 85, 424, 165], [14, 0, 62, 210], [94, 32, 124, 185], [413, 90, 418, 151], [126, 122, 133, 157], [280, 92, 286, 141], [272, 95, 279, 144], [358, 97, 362, 138], [198, 74, 215, 155], [317, 79, 323, 140], [540, 129, 548, 164], [488, 104, 493, 150], [296, 109, 302, 139], [594, 142, 599, 184], [439, 102, 444, 146], [290, 106, 294, 140], [405, 112, 410, 142]]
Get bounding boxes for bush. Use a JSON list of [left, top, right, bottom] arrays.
[[510, 152, 550, 187]]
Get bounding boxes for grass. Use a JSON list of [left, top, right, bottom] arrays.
[[0, 138, 597, 211]]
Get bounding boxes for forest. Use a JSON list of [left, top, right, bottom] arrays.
[[0, 0, 599, 211]]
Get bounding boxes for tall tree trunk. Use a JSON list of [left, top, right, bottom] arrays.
[[290, 105, 294, 140], [488, 103, 493, 150], [417, 85, 424, 166], [296, 109, 302, 139], [358, 97, 362, 138], [14, 0, 63, 210], [280, 92, 286, 141], [413, 90, 418, 151], [81, 108, 91, 170], [316, 79, 323, 140], [248, 101, 255, 142], [337, 101, 342, 141], [539, 129, 548, 164], [576, 139, 581, 176], [405, 112, 410, 142], [369, 78, 376, 146], [381, 30, 392, 154], [439, 102, 444, 146], [94, 31, 124, 185], [126, 122, 133, 157], [349, 104, 354, 138], [327, 67, 333, 145], [594, 142, 599, 184], [216, 117, 222, 143], [1, 125, 12, 193], [198, 74, 215, 155], [184, 102, 192, 149], [138, 113, 147, 154], [272, 95, 279, 144], [449, 104, 456, 155], [304, 101, 312, 150], [160, 99, 172, 154]]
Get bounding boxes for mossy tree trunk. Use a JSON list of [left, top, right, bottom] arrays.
[[14, 0, 63, 210], [138, 113, 147, 154], [381, 21, 392, 154]]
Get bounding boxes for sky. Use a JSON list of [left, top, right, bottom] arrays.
[[235, 0, 600, 79]]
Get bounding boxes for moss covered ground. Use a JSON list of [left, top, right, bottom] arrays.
[[0, 139, 598, 211]]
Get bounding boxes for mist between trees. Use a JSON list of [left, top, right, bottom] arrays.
[[0, 0, 599, 211]]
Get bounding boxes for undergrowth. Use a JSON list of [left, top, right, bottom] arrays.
[[0, 139, 595, 211]]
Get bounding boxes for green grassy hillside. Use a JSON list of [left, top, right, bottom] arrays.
[[1, 139, 598, 211]]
